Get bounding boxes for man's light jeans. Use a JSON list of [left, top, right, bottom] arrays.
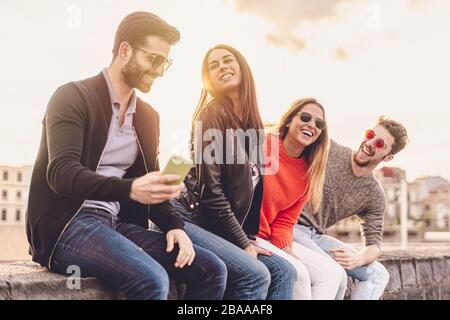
[[294, 224, 390, 300]]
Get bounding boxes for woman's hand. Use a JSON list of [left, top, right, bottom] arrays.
[[244, 244, 272, 258], [282, 245, 300, 261]]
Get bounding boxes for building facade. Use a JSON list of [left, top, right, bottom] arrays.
[[0, 165, 33, 226], [409, 176, 450, 230]]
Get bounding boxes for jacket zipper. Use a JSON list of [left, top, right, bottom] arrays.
[[47, 145, 108, 269], [133, 126, 150, 219], [236, 123, 260, 230], [239, 163, 256, 228]]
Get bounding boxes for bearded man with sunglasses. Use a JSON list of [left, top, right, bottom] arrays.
[[294, 116, 408, 300], [26, 11, 227, 300]]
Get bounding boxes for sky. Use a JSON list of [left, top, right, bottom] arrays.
[[1, 0, 449, 182]]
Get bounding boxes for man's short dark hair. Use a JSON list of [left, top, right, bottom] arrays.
[[377, 116, 409, 155], [112, 11, 180, 59]]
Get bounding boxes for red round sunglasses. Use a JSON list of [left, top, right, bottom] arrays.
[[365, 130, 386, 149]]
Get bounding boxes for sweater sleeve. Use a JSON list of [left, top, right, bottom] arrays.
[[270, 198, 306, 249], [45, 83, 133, 201], [357, 188, 386, 248]]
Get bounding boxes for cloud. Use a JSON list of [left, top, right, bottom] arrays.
[[234, 0, 352, 28], [233, 0, 352, 52], [408, 0, 425, 6], [334, 47, 349, 60], [266, 32, 306, 51]]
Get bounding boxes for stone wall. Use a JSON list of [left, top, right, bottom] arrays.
[[377, 249, 450, 300], [1, 247, 449, 300]]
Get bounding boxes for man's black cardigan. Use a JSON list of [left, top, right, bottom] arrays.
[[26, 72, 184, 268]]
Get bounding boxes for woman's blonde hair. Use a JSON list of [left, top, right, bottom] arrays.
[[271, 98, 330, 213]]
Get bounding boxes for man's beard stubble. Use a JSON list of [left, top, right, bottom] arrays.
[[353, 142, 372, 167], [122, 55, 152, 93]]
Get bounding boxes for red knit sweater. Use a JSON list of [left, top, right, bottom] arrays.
[[258, 134, 310, 249]]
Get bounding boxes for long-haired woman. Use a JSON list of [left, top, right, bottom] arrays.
[[255, 98, 347, 299], [170, 44, 296, 300]]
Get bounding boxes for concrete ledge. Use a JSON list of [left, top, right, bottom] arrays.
[[0, 261, 184, 300], [0, 262, 114, 300], [378, 248, 450, 300], [1, 247, 449, 300]]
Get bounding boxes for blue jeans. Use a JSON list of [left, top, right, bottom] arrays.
[[294, 224, 390, 300], [170, 200, 296, 300], [51, 208, 227, 300]]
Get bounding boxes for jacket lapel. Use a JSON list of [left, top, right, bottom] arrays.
[[133, 99, 158, 172], [90, 72, 113, 130]]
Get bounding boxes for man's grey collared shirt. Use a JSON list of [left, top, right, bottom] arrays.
[[83, 68, 139, 215]]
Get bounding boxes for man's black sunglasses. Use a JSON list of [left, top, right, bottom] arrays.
[[134, 47, 172, 71]]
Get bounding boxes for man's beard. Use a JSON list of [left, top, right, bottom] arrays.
[[353, 142, 373, 167], [122, 55, 153, 93]]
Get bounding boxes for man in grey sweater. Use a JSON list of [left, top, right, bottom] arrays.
[[294, 116, 408, 300]]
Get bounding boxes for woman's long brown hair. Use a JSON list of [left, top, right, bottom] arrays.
[[191, 44, 263, 132]]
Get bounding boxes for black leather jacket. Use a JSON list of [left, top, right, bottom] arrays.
[[183, 101, 264, 249]]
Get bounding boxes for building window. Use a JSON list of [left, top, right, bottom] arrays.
[[387, 203, 397, 218], [410, 205, 422, 219], [17, 172, 23, 182], [1, 209, 6, 221], [409, 190, 418, 202], [16, 209, 21, 222], [16, 190, 22, 201], [1, 190, 7, 200], [2, 171, 8, 181], [387, 188, 396, 202]]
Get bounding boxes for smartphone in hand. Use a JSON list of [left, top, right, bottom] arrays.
[[161, 155, 193, 185]]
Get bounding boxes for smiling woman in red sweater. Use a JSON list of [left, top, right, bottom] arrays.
[[255, 98, 347, 300], [258, 133, 310, 249]]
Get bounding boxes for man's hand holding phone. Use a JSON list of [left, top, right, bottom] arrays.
[[129, 171, 183, 205], [129, 155, 192, 205]]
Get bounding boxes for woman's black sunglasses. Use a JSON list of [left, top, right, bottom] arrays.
[[298, 112, 326, 130]]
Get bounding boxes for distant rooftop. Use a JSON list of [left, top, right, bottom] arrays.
[[413, 176, 449, 187], [378, 166, 406, 178]]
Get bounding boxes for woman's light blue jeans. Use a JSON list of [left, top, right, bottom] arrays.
[[294, 224, 390, 300]]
